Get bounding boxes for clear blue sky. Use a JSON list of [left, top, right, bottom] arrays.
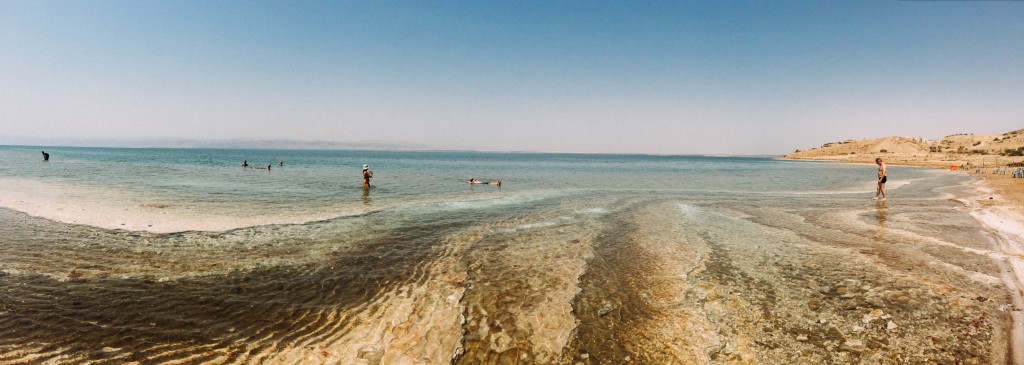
[[2, 1, 1022, 154]]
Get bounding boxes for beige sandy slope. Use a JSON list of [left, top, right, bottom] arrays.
[[782, 128, 1024, 208], [784, 129, 1024, 168]]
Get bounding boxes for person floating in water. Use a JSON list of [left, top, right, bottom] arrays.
[[874, 157, 887, 201], [41, 151, 49, 161], [363, 164, 373, 188], [242, 160, 249, 167], [278, 161, 283, 167], [467, 178, 501, 187]]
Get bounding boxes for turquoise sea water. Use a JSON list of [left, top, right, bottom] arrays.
[[0, 146, 1014, 364], [1, 146, 897, 197]]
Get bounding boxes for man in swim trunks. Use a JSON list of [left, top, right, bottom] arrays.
[[875, 157, 887, 201]]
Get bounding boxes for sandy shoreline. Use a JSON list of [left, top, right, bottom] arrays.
[[0, 176, 551, 234], [781, 156, 1022, 208], [0, 177, 375, 233], [960, 177, 1024, 362], [780, 157, 1024, 261], [1, 155, 1018, 362], [785, 156, 1024, 361]]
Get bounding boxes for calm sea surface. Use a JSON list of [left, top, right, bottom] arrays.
[[0, 146, 1014, 364]]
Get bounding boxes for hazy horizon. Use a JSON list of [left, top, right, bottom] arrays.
[[3, 1, 1022, 155], [0, 128, 1020, 156], [0, 136, 780, 156]]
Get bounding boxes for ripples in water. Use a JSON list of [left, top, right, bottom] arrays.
[[0, 188, 1014, 364]]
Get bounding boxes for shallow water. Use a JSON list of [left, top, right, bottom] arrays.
[[0, 146, 1015, 364]]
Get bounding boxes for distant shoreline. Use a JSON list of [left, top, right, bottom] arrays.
[[0, 144, 781, 159], [781, 154, 1021, 202], [780, 155, 996, 169]]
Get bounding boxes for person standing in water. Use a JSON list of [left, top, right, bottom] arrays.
[[362, 164, 373, 188], [875, 157, 887, 201], [41, 151, 49, 161]]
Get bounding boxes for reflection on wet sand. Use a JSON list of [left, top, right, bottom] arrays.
[[874, 201, 888, 239]]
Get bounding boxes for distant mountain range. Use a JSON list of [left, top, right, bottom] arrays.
[[0, 137, 432, 151]]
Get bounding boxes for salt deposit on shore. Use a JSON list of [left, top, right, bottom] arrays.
[[0, 177, 370, 233], [963, 180, 1024, 362]]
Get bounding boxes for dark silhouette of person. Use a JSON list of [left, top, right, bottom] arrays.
[[41, 151, 49, 161]]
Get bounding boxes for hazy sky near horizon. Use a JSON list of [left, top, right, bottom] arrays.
[[2, 1, 1023, 154]]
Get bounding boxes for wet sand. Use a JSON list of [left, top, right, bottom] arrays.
[[784, 156, 1024, 363], [0, 177, 375, 233], [962, 170, 1024, 363], [1, 190, 1016, 364], [0, 155, 1019, 364]]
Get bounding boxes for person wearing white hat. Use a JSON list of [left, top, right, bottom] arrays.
[[362, 164, 373, 188]]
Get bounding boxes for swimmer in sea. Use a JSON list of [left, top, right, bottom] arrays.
[[41, 151, 49, 161], [242, 160, 249, 167], [467, 178, 501, 187]]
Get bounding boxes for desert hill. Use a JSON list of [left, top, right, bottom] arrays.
[[785, 129, 1024, 167]]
